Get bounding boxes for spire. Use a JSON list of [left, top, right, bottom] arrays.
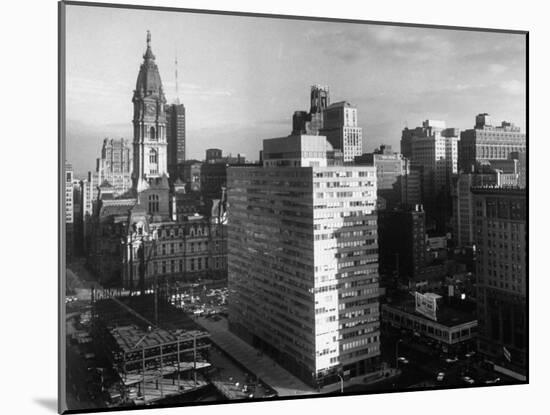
[[134, 30, 165, 102], [143, 29, 155, 61]]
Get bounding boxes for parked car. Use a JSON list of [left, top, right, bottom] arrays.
[[445, 356, 459, 363], [484, 377, 500, 384], [436, 372, 445, 382], [465, 351, 476, 358], [397, 357, 409, 364], [461, 376, 475, 384]]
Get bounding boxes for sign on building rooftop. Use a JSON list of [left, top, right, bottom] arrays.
[[415, 292, 441, 321]]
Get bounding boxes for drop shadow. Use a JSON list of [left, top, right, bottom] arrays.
[[34, 398, 57, 413]]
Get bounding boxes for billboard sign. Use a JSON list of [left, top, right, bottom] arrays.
[[415, 292, 441, 321]]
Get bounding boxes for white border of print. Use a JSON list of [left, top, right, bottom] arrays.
[[2, 1, 545, 415]]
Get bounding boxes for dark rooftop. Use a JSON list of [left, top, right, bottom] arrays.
[[386, 293, 476, 327]]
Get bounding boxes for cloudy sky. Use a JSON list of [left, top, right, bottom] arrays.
[[65, 4, 526, 177]]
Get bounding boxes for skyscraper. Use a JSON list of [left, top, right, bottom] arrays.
[[227, 134, 381, 387], [401, 161, 423, 208], [355, 145, 406, 210], [403, 120, 459, 192], [320, 101, 363, 162], [205, 148, 223, 162], [65, 163, 74, 226], [472, 187, 527, 381], [65, 163, 74, 262], [378, 205, 426, 281], [454, 173, 498, 248], [291, 85, 330, 136], [511, 151, 527, 189], [401, 120, 459, 230], [166, 103, 186, 180], [81, 172, 95, 254], [308, 84, 329, 134], [453, 158, 521, 248], [459, 113, 526, 173]]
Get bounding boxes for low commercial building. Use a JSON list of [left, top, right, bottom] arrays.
[[382, 293, 478, 351]]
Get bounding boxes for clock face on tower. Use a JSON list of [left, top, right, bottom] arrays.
[[145, 103, 156, 115]]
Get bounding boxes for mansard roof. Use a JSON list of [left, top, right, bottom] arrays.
[[133, 30, 166, 103]]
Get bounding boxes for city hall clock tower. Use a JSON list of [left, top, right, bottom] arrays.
[[132, 30, 168, 191]]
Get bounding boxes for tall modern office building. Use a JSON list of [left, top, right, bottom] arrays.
[[459, 113, 526, 173], [166, 103, 186, 180], [227, 134, 381, 387], [93, 138, 133, 199], [65, 163, 74, 262], [472, 187, 527, 380], [320, 101, 363, 162], [65, 164, 74, 225]]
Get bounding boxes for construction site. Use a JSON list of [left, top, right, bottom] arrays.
[[89, 293, 213, 406]]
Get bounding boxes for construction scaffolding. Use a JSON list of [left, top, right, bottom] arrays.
[[91, 295, 212, 405]]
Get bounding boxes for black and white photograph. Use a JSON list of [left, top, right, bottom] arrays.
[[57, 1, 529, 413]]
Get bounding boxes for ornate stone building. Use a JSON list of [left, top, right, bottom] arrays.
[[89, 32, 227, 288], [132, 30, 169, 187]]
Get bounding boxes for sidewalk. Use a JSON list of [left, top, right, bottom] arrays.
[[320, 368, 401, 394], [208, 346, 275, 399], [195, 317, 317, 397]]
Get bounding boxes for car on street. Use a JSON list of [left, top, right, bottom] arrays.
[[397, 357, 409, 364], [461, 376, 475, 384], [445, 356, 459, 363], [465, 351, 476, 358], [436, 372, 445, 382], [484, 377, 500, 384]]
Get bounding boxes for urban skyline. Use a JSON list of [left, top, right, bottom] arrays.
[[66, 5, 526, 177]]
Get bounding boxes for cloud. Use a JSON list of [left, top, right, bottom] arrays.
[[305, 24, 455, 65], [163, 80, 234, 98], [500, 79, 525, 95], [489, 63, 507, 74], [67, 76, 128, 100], [68, 75, 234, 107]]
